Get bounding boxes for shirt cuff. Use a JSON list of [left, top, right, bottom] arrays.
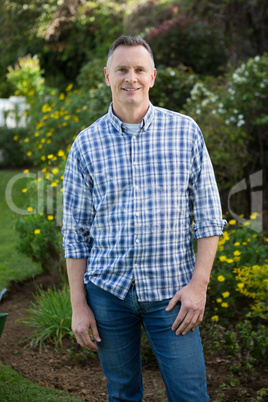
[[193, 219, 227, 240], [62, 242, 91, 259]]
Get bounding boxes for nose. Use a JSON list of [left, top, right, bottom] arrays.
[[125, 69, 137, 83]]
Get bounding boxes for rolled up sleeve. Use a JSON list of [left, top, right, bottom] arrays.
[[189, 127, 227, 240], [62, 142, 95, 258]]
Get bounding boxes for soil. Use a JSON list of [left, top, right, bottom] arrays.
[[0, 274, 267, 402]]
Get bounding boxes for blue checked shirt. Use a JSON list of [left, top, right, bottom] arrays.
[[62, 103, 226, 302]]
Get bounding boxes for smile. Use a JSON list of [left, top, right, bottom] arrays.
[[122, 88, 140, 92]]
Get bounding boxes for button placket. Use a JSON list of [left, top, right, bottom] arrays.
[[131, 131, 141, 279]]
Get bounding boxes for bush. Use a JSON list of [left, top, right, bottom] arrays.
[[145, 16, 228, 75], [0, 127, 30, 168], [20, 286, 72, 350], [207, 220, 268, 324], [14, 166, 66, 277], [150, 65, 197, 111]]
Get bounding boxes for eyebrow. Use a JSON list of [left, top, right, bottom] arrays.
[[115, 65, 147, 70]]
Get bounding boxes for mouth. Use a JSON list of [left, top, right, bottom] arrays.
[[122, 88, 140, 92]]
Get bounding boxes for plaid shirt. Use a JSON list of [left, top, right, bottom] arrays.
[[62, 103, 226, 301]]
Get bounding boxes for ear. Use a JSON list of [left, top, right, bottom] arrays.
[[150, 68, 157, 88], [104, 67, 110, 87]]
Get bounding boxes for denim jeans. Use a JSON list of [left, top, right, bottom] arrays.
[[86, 281, 209, 402]]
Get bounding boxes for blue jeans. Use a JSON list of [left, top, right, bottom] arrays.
[[86, 281, 209, 402]]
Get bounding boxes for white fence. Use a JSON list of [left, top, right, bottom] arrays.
[[0, 96, 28, 128]]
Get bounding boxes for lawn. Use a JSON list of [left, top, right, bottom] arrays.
[[0, 170, 42, 289]]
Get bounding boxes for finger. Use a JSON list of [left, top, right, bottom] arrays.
[[179, 312, 200, 336], [165, 292, 181, 311], [171, 306, 188, 331], [79, 331, 99, 351], [91, 321, 101, 343]]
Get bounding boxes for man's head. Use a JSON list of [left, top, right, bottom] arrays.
[[106, 35, 155, 70], [104, 36, 157, 123]]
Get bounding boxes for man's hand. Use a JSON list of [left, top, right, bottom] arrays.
[[72, 303, 101, 350], [165, 281, 207, 336]]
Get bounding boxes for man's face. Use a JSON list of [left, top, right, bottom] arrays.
[[104, 45, 156, 115]]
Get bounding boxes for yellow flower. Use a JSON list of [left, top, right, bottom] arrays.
[[211, 315, 219, 322], [217, 275, 225, 282], [34, 229, 41, 235], [47, 215, 54, 220], [64, 115, 71, 120], [13, 135, 19, 141], [242, 242, 247, 245], [233, 250, 241, 256], [51, 182, 57, 187], [37, 177, 42, 182], [22, 188, 27, 193], [229, 219, 236, 225], [41, 138, 46, 143], [27, 207, 33, 211], [51, 168, 59, 175], [237, 283, 244, 289], [221, 302, 228, 308], [76, 108, 81, 113], [234, 242, 240, 246], [27, 151, 32, 156], [66, 83, 73, 91], [46, 132, 52, 137], [24, 137, 30, 142], [40, 156, 46, 161], [243, 221, 250, 227], [59, 93, 65, 100], [222, 291, 230, 298], [23, 169, 29, 173], [58, 149, 64, 157], [47, 139, 51, 144], [219, 255, 227, 262], [216, 298, 223, 303], [250, 212, 259, 219], [47, 154, 54, 159], [227, 259, 234, 263]]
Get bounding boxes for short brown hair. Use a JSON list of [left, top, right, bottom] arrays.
[[106, 35, 155, 69]]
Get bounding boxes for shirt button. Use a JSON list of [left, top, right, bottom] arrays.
[[136, 239, 139, 243], [135, 186, 139, 191], [132, 136, 136, 140], [135, 212, 139, 216]]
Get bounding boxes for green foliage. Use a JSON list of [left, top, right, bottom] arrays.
[[150, 65, 197, 111], [0, 127, 30, 168], [145, 16, 228, 75], [15, 213, 64, 276], [0, 170, 42, 290], [7, 55, 45, 101], [203, 320, 268, 369], [208, 220, 268, 323], [20, 286, 72, 350]]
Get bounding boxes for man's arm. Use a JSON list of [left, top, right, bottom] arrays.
[[165, 235, 219, 335], [67, 258, 101, 350]]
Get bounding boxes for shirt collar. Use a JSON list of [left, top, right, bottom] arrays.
[[108, 102, 154, 134]]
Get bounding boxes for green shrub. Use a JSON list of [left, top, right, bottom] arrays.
[[145, 16, 228, 75], [20, 286, 72, 350], [150, 65, 197, 111], [0, 127, 30, 168], [208, 220, 268, 323]]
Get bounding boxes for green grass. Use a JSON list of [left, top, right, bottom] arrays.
[[0, 361, 82, 401], [0, 170, 42, 289]]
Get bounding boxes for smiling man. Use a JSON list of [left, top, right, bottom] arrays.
[[62, 35, 226, 401]]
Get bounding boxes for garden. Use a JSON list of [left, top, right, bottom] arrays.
[[0, 1, 268, 401]]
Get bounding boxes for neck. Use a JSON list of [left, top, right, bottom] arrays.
[[112, 102, 149, 124]]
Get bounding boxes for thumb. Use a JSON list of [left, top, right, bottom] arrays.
[[165, 289, 182, 311], [91, 321, 101, 342]]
